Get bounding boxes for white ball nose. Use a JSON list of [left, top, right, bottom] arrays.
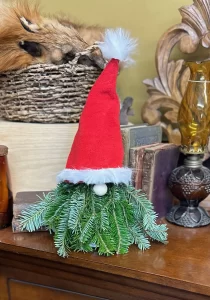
[[93, 184, 108, 196]]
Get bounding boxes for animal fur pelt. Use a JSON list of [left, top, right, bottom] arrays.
[[0, 0, 106, 72]]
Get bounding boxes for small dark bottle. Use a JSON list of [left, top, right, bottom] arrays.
[[0, 145, 13, 229]]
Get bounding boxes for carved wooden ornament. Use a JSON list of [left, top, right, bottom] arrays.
[[142, 0, 210, 145]]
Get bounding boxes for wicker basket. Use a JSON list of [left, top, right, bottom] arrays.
[[0, 49, 102, 123]]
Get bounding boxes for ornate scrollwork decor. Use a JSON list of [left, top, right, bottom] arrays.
[[142, 0, 210, 144]]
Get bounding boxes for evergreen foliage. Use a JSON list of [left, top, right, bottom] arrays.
[[19, 182, 168, 257]]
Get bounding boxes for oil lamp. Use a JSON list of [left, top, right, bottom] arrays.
[[166, 61, 210, 227]]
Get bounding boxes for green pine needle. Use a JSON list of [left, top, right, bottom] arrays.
[[19, 192, 53, 232], [54, 204, 72, 258], [19, 183, 168, 257]]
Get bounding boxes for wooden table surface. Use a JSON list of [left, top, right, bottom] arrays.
[[0, 221, 210, 299]]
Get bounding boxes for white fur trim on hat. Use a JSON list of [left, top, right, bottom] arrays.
[[56, 167, 132, 185]]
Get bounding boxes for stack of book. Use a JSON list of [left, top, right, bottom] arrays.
[[129, 143, 180, 218], [120, 123, 162, 166], [121, 124, 179, 218]]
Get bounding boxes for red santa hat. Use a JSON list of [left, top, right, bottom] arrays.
[[57, 28, 137, 185]]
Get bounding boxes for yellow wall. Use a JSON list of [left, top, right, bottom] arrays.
[[41, 0, 192, 124]]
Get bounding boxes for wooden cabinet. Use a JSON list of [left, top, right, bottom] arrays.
[[6, 280, 102, 300], [1, 224, 210, 300]]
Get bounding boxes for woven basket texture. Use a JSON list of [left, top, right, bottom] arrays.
[[0, 50, 101, 123]]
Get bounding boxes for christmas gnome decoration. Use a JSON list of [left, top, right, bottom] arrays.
[[20, 28, 168, 258]]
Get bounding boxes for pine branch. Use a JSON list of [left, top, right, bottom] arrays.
[[131, 225, 151, 250], [80, 215, 96, 243], [54, 202, 72, 258], [144, 224, 168, 244], [119, 200, 134, 228], [110, 200, 133, 254], [99, 208, 110, 231], [127, 186, 157, 221], [19, 182, 168, 257], [19, 193, 52, 232], [71, 236, 94, 253], [68, 190, 86, 233], [112, 208, 122, 254], [126, 185, 168, 245], [97, 231, 115, 256]]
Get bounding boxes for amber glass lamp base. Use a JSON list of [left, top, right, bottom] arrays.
[[166, 154, 210, 228]]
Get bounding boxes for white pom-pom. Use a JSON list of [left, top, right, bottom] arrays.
[[93, 184, 108, 196], [96, 28, 138, 67]]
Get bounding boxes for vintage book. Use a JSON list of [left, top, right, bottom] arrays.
[[121, 124, 162, 166], [129, 143, 160, 189], [12, 191, 49, 233], [141, 143, 180, 218]]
